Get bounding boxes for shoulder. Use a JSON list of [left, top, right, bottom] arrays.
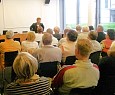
[[14, 41, 20, 44], [21, 41, 27, 44], [32, 23, 37, 25], [39, 77, 50, 85], [6, 82, 18, 89], [60, 65, 77, 73]]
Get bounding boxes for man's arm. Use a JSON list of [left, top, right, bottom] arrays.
[[52, 65, 76, 88]]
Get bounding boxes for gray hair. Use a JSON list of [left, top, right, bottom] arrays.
[[6, 30, 14, 39], [13, 52, 38, 79], [46, 28, 53, 34], [42, 33, 52, 45]]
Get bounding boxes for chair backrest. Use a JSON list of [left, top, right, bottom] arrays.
[[4, 51, 18, 67], [65, 56, 77, 65], [13, 38, 20, 42], [101, 51, 108, 57], [38, 61, 59, 78], [0, 39, 5, 43], [3, 30, 8, 35], [69, 87, 95, 95], [89, 51, 101, 65], [95, 76, 115, 95]]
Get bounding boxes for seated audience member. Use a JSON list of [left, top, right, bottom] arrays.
[[110, 41, 115, 50], [94, 40, 115, 95], [96, 24, 105, 43], [88, 31, 101, 53], [33, 33, 62, 63], [21, 31, 39, 54], [53, 26, 62, 41], [39, 28, 58, 47], [58, 28, 70, 47], [77, 26, 89, 40], [6, 52, 51, 95], [100, 29, 115, 57], [0, 30, 21, 65], [35, 26, 44, 42], [59, 29, 78, 63], [76, 24, 82, 34], [52, 39, 99, 95]]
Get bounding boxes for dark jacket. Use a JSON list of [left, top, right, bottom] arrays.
[[30, 23, 44, 33], [96, 32, 105, 43]]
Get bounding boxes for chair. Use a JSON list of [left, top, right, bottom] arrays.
[[101, 51, 108, 57], [22, 31, 28, 33], [0, 68, 4, 95], [14, 38, 20, 42], [3, 30, 7, 35], [4, 51, 18, 67], [38, 61, 60, 78], [0, 51, 18, 94], [0, 39, 5, 43], [4, 51, 18, 81], [65, 56, 77, 65], [94, 76, 115, 95], [69, 87, 95, 95], [89, 51, 101, 65]]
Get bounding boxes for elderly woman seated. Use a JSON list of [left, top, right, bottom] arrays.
[[21, 31, 39, 54], [6, 52, 51, 95]]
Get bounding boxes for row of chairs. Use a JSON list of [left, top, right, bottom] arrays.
[[65, 51, 101, 65], [0, 50, 111, 95]]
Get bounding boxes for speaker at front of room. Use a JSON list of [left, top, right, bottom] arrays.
[[45, 0, 50, 4]]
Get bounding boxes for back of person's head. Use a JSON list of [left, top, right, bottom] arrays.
[[96, 24, 104, 32], [107, 29, 115, 40], [63, 28, 70, 37], [46, 28, 53, 35], [89, 25, 94, 31], [88, 31, 98, 40], [53, 26, 60, 33], [108, 41, 115, 57], [37, 26, 43, 33], [67, 29, 78, 42], [42, 33, 52, 45], [75, 39, 93, 57], [76, 25, 82, 31], [13, 52, 38, 79], [27, 31, 36, 42], [82, 26, 89, 32], [6, 30, 14, 39]]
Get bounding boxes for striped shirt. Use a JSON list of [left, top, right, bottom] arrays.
[[6, 77, 50, 95]]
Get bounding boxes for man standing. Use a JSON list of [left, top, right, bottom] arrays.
[[30, 17, 44, 33]]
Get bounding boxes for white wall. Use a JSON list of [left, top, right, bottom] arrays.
[[0, 0, 60, 34]]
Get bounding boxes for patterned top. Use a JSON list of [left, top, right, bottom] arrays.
[[6, 77, 51, 95]]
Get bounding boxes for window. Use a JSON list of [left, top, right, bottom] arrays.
[[65, 0, 77, 29], [100, 0, 115, 31]]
